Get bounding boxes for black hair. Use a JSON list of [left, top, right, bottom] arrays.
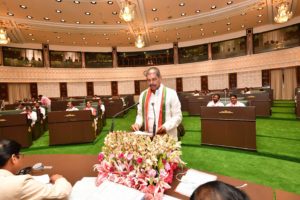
[[0, 139, 21, 167], [214, 94, 221, 99], [190, 181, 250, 200], [230, 94, 237, 98], [144, 67, 161, 78]]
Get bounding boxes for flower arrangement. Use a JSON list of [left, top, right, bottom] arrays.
[[94, 131, 185, 199]]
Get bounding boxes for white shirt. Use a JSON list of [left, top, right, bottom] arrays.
[[207, 101, 224, 107], [25, 111, 37, 126], [66, 107, 79, 111], [226, 101, 245, 107], [135, 84, 182, 139], [35, 107, 46, 119]]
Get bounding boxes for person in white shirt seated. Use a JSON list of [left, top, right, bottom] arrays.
[[207, 94, 224, 107], [0, 139, 72, 200], [226, 94, 245, 107], [84, 101, 96, 116], [34, 102, 46, 120], [66, 101, 79, 111], [22, 106, 37, 127]]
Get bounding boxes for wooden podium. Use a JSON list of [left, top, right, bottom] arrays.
[[48, 110, 95, 145], [201, 106, 256, 150], [0, 114, 32, 147]]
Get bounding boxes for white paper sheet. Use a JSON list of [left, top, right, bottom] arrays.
[[175, 169, 217, 197]]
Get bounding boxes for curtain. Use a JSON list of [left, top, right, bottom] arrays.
[[271, 69, 283, 100], [8, 83, 31, 103], [271, 67, 297, 100], [282, 67, 297, 100]]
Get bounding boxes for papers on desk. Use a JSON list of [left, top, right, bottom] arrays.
[[69, 177, 144, 200], [32, 174, 50, 184], [175, 169, 217, 197], [133, 131, 153, 137]]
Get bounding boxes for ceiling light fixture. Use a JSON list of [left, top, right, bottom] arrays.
[[119, 0, 136, 22], [152, 8, 157, 11], [7, 12, 14, 16], [107, 1, 113, 5], [135, 34, 145, 48], [90, 1, 97, 4], [85, 12, 91, 15], [27, 15, 33, 19], [0, 29, 10, 44], [274, 1, 293, 23], [179, 2, 185, 6], [74, 1, 80, 4], [181, 13, 186, 16], [56, 9, 62, 13], [195, 10, 200, 13], [211, 5, 217, 9], [20, 5, 27, 9]]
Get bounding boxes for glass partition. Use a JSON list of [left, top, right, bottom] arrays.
[[179, 44, 208, 64], [254, 24, 300, 54], [212, 37, 246, 60], [85, 52, 113, 68], [118, 49, 174, 67], [50, 51, 82, 68], [3, 47, 43, 67]]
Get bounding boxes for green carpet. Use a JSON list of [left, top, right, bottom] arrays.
[[22, 101, 300, 195]]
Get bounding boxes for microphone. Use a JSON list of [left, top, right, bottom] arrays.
[[110, 102, 139, 132], [17, 163, 52, 175], [151, 102, 156, 137], [32, 163, 53, 171]]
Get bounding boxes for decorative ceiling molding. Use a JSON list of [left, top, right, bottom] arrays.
[[147, 0, 262, 28], [0, 16, 128, 33]]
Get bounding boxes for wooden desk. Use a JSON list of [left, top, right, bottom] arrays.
[[104, 99, 124, 118], [201, 107, 256, 150], [244, 93, 271, 117], [0, 113, 32, 147], [276, 190, 300, 200], [48, 110, 95, 145], [187, 96, 210, 116], [22, 154, 276, 200]]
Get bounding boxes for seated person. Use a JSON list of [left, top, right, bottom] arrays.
[[190, 180, 249, 200], [193, 90, 200, 96], [66, 101, 79, 111], [22, 106, 37, 127], [207, 94, 224, 107], [84, 101, 96, 116], [34, 102, 46, 120], [16, 103, 25, 111], [0, 139, 72, 200], [242, 87, 251, 94], [226, 94, 245, 107]]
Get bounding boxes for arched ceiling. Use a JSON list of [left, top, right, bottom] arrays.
[[0, 0, 299, 48]]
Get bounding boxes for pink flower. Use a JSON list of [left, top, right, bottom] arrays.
[[98, 153, 104, 162], [118, 153, 124, 159], [126, 153, 133, 160], [137, 157, 143, 164]]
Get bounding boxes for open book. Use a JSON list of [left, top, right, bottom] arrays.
[[175, 169, 217, 197]]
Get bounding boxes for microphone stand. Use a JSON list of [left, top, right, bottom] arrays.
[[151, 102, 156, 138], [110, 102, 139, 132]]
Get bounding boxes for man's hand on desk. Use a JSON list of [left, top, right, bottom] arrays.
[[156, 126, 166, 135], [50, 174, 63, 183], [131, 123, 140, 131]]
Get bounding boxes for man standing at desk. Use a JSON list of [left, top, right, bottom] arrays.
[[131, 67, 182, 140]]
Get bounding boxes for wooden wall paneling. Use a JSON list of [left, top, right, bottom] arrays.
[[262, 69, 271, 87], [134, 80, 140, 95], [297, 66, 300, 87], [59, 82, 68, 97], [30, 83, 38, 99], [111, 81, 118, 96], [86, 82, 94, 97], [0, 83, 8, 101], [229, 73, 237, 89], [176, 78, 183, 92], [201, 76, 208, 91]]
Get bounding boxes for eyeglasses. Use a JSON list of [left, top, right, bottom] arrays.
[[13, 153, 25, 159]]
